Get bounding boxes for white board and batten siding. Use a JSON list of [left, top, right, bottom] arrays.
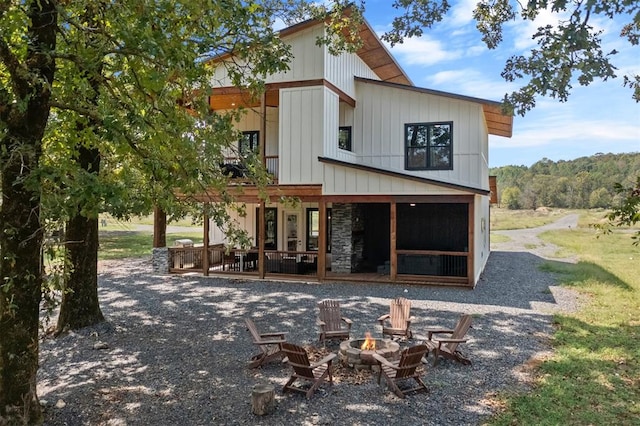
[[352, 81, 490, 191], [473, 194, 490, 284], [325, 49, 379, 99], [210, 26, 325, 87], [279, 86, 336, 184], [323, 163, 470, 196]]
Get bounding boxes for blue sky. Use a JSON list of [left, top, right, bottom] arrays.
[[361, 1, 640, 168]]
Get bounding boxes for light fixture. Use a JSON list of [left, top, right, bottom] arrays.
[[409, 203, 416, 207]]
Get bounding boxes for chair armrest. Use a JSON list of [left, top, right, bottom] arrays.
[[260, 332, 287, 338], [342, 317, 353, 325], [372, 353, 397, 370], [254, 338, 286, 345], [434, 338, 467, 345], [316, 319, 326, 327], [426, 329, 454, 339], [377, 314, 390, 322], [311, 353, 337, 368]]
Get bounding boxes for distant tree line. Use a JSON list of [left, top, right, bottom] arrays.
[[490, 152, 640, 210]]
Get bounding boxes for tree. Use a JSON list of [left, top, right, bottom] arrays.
[[1, 1, 359, 421], [380, 0, 639, 115], [602, 177, 640, 244], [501, 186, 521, 209]]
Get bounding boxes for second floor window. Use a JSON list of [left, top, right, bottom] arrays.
[[239, 131, 259, 156], [338, 126, 352, 151], [405, 122, 453, 170]]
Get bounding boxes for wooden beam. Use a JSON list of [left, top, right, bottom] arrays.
[[390, 201, 397, 280], [258, 201, 265, 279], [153, 206, 166, 248], [317, 198, 327, 280], [203, 205, 210, 276], [467, 199, 475, 286], [181, 184, 323, 202]]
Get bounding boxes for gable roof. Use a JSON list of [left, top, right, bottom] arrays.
[[355, 77, 513, 138]]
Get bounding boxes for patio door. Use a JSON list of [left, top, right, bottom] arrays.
[[284, 212, 301, 252]]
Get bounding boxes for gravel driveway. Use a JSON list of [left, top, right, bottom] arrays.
[[38, 216, 581, 425]]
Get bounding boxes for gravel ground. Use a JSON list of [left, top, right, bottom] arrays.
[[38, 216, 581, 425]]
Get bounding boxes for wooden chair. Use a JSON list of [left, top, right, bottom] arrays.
[[424, 314, 472, 366], [281, 342, 337, 399], [316, 299, 353, 344], [372, 344, 429, 398], [245, 318, 287, 368], [377, 297, 414, 339]]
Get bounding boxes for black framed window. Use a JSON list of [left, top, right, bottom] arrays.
[[338, 126, 352, 151], [256, 207, 277, 250], [306, 208, 332, 252], [240, 131, 259, 156], [405, 122, 452, 170]]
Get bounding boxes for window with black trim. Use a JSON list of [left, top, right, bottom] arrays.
[[306, 208, 332, 252], [239, 131, 259, 156], [405, 122, 452, 170], [338, 126, 352, 151]]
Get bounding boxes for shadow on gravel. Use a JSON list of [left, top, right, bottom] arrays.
[[38, 251, 573, 425]]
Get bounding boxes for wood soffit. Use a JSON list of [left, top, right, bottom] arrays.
[[179, 184, 323, 203]]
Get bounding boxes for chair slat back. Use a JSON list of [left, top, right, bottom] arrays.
[[446, 314, 472, 352], [245, 318, 265, 346], [318, 300, 343, 331], [282, 342, 314, 378], [395, 344, 428, 379], [389, 297, 411, 329]]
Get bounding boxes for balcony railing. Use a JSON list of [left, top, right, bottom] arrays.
[[223, 156, 279, 181]]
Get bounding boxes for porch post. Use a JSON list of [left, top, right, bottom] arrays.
[[390, 200, 397, 280], [203, 204, 210, 276], [260, 91, 266, 169], [153, 206, 166, 248], [467, 198, 474, 286], [317, 198, 326, 280], [258, 200, 265, 279]]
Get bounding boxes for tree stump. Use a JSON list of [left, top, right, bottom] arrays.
[[251, 383, 275, 415]]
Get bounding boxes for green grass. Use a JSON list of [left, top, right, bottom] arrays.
[[488, 227, 640, 425], [490, 207, 579, 230], [98, 231, 203, 260]]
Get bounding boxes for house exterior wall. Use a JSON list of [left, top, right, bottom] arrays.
[[218, 107, 279, 158], [210, 26, 325, 86], [473, 194, 490, 284], [350, 80, 489, 190], [322, 163, 469, 196], [278, 86, 328, 184], [325, 49, 379, 98]]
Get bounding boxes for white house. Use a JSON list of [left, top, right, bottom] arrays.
[[157, 16, 513, 287]]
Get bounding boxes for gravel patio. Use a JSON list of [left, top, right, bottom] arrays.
[[38, 218, 581, 425]]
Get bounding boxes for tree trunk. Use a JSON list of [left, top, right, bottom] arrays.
[[56, 187, 104, 331], [0, 2, 57, 422]]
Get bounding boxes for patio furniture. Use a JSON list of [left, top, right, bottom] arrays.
[[281, 342, 337, 399], [317, 299, 353, 344], [377, 297, 414, 339], [423, 314, 472, 366], [372, 344, 429, 398], [245, 318, 287, 368]]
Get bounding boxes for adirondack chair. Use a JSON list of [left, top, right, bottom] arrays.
[[245, 318, 287, 368], [316, 299, 353, 344], [423, 314, 472, 366], [281, 342, 337, 399], [377, 297, 414, 339], [372, 344, 429, 398]]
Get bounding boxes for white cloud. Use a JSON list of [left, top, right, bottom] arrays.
[[388, 36, 463, 66], [424, 68, 516, 100], [447, 0, 478, 27]]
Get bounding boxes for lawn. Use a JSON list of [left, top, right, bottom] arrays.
[[488, 224, 640, 425]]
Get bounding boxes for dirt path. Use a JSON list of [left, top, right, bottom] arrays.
[[491, 214, 580, 263]]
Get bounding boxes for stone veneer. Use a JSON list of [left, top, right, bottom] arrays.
[[152, 247, 169, 274], [331, 203, 366, 273]]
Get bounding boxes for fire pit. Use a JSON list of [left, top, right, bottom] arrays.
[[339, 333, 401, 370]]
